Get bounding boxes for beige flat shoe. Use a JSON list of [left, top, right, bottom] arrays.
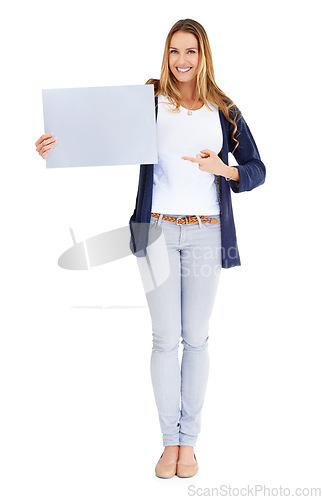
[[155, 452, 177, 479], [176, 453, 199, 478]]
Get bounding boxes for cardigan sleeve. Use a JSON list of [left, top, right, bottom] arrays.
[[227, 105, 266, 193]]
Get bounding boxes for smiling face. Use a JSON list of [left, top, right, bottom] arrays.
[[168, 30, 199, 84]]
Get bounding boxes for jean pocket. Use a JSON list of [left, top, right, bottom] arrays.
[[149, 218, 158, 230], [202, 217, 220, 229]]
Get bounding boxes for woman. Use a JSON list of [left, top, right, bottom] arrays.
[[128, 19, 265, 479], [35, 18, 266, 480]]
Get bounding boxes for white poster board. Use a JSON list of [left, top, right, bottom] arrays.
[[42, 84, 158, 168]]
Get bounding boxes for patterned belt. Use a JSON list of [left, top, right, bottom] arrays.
[[150, 212, 218, 225]]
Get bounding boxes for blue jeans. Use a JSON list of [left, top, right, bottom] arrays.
[[136, 213, 222, 447]]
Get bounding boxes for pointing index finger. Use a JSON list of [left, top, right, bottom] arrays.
[[181, 156, 200, 162]]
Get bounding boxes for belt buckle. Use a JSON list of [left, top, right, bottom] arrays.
[[176, 216, 190, 225], [176, 217, 184, 225]]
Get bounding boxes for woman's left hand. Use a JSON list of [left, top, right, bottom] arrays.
[[181, 148, 226, 175]]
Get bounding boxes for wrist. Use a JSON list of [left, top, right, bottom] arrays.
[[226, 167, 237, 181], [219, 163, 234, 178]]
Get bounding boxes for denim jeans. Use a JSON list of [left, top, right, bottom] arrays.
[[136, 213, 222, 447]]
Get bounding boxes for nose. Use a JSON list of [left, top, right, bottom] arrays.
[[177, 59, 189, 67]]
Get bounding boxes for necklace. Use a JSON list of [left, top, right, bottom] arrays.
[[181, 96, 198, 115]]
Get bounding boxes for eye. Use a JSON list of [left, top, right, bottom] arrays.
[[170, 50, 196, 54]]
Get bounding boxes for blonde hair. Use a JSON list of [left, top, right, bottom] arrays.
[[146, 18, 241, 153]]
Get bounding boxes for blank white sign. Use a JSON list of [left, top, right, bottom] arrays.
[[41, 84, 158, 168]]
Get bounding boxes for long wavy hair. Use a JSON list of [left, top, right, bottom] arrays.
[[146, 18, 241, 153]]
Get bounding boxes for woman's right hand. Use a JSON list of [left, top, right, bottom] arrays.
[[35, 132, 57, 159]]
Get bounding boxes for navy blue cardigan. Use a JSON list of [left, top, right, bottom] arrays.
[[129, 95, 266, 268]]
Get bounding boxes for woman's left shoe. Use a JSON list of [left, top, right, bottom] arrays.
[[176, 453, 199, 478]]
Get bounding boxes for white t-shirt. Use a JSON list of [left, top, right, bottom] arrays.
[[151, 93, 223, 215]]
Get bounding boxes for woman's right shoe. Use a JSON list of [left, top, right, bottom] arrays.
[[155, 453, 177, 479]]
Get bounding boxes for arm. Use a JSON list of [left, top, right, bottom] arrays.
[[227, 105, 266, 193], [219, 164, 239, 182]]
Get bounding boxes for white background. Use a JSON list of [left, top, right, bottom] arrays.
[[0, 0, 321, 498]]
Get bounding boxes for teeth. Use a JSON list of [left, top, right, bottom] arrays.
[[177, 67, 191, 72]]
